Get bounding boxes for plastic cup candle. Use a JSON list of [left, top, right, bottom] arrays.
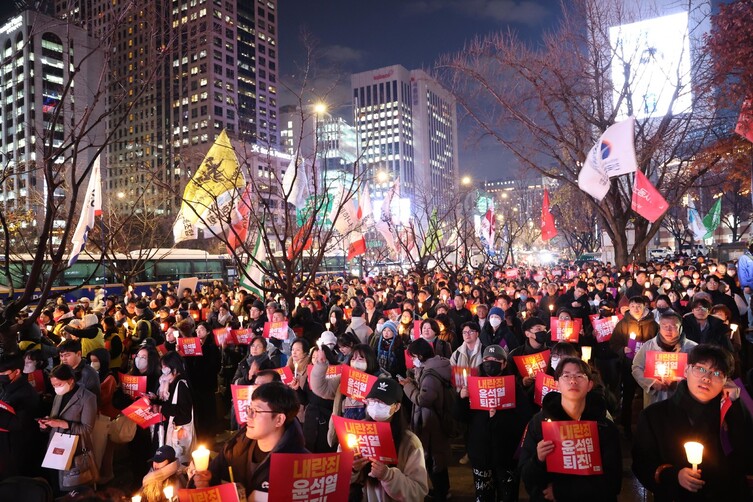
[[238, 315, 244, 326], [522, 311, 527, 319], [294, 362, 299, 378], [684, 441, 703, 472], [192, 444, 210, 471], [46, 325, 53, 332], [163, 485, 174, 500], [644, 281, 650, 288], [131, 496, 142, 502], [346, 433, 359, 451], [549, 304, 554, 312], [462, 368, 468, 387], [656, 362, 668, 380], [731, 323, 738, 335], [581, 346, 592, 363]]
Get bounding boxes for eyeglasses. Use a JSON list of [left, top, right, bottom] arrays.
[[559, 373, 589, 383], [693, 306, 709, 312], [461, 330, 477, 335], [244, 406, 279, 419], [689, 365, 725, 382]]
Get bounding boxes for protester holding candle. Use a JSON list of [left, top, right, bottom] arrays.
[[632, 344, 753, 500], [135, 445, 188, 502], [632, 312, 697, 408], [457, 345, 533, 501], [519, 357, 622, 502], [508, 318, 552, 401], [609, 296, 659, 436], [350, 377, 429, 501]]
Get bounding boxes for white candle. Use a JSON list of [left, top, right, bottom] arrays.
[[731, 323, 738, 334], [656, 362, 667, 379], [238, 315, 244, 326], [163, 485, 174, 500], [462, 368, 468, 387], [581, 346, 592, 363], [131, 496, 142, 502], [192, 444, 210, 471], [549, 304, 554, 312], [684, 441, 703, 472], [294, 361, 299, 377], [629, 332, 636, 340]]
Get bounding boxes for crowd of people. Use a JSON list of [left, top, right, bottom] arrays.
[[3, 242, 753, 501]]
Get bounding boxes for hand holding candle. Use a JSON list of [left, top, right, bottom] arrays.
[[656, 362, 667, 381], [684, 441, 703, 472], [581, 346, 592, 363], [163, 485, 174, 501], [462, 368, 468, 387], [192, 444, 210, 471]]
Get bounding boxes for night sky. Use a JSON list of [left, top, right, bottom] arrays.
[[278, 0, 563, 180], [0, 1, 563, 180]]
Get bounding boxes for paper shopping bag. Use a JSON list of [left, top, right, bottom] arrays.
[[42, 432, 79, 471]]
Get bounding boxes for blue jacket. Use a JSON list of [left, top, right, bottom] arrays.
[[738, 251, 753, 290]]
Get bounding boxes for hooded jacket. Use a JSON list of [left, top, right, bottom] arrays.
[[347, 316, 373, 345], [609, 310, 659, 360], [519, 391, 622, 502], [631, 334, 697, 407]]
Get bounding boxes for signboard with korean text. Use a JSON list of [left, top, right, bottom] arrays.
[[119, 373, 146, 399], [332, 416, 398, 464], [513, 350, 551, 378], [178, 483, 240, 502], [233, 328, 254, 345], [644, 351, 687, 381], [122, 397, 163, 428], [269, 452, 351, 502], [534, 372, 559, 407], [177, 337, 203, 357], [339, 366, 377, 402], [231, 384, 257, 426], [542, 420, 602, 475], [307, 364, 342, 381], [468, 375, 516, 410], [213, 327, 237, 346], [451, 365, 477, 389], [274, 366, 295, 386], [263, 321, 290, 340], [550, 318, 582, 343], [591, 315, 623, 343]]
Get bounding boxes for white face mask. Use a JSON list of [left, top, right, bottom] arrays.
[[489, 317, 502, 329], [550, 356, 561, 371], [376, 324, 384, 333], [161, 367, 172, 376], [90, 361, 101, 372], [351, 360, 368, 372], [367, 402, 394, 422], [54, 383, 71, 396], [135, 357, 148, 372], [412, 357, 422, 368], [23, 362, 36, 374]]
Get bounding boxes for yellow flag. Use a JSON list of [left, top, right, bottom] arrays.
[[173, 130, 246, 243]]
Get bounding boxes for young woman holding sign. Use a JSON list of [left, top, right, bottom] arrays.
[[519, 357, 622, 502]]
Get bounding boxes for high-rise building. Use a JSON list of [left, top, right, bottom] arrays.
[[49, 0, 280, 215], [351, 64, 459, 218], [0, 10, 104, 240]]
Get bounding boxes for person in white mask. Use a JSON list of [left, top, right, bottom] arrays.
[[350, 377, 429, 501]]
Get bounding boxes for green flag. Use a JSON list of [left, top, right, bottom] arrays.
[[240, 228, 265, 298], [702, 198, 721, 240], [421, 209, 442, 255]]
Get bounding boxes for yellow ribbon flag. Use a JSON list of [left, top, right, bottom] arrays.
[[173, 130, 246, 243]]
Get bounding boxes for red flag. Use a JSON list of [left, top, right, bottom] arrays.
[[347, 232, 366, 260], [286, 216, 314, 260], [736, 99, 753, 143], [541, 189, 557, 240], [631, 170, 668, 223], [227, 184, 252, 253]]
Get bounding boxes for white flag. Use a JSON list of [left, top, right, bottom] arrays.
[[358, 183, 373, 222], [68, 156, 102, 266], [687, 199, 707, 242], [578, 117, 637, 201], [328, 184, 359, 235], [281, 155, 310, 208], [376, 178, 400, 254], [240, 228, 265, 299]]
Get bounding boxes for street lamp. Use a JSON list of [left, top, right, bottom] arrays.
[[313, 102, 328, 115], [461, 175, 472, 186], [377, 170, 388, 183]]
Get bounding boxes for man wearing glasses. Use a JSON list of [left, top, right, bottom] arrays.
[[632, 344, 753, 501], [192, 382, 307, 498], [632, 312, 697, 408], [681, 297, 733, 352]]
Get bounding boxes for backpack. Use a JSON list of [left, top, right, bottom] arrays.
[[423, 368, 459, 437]]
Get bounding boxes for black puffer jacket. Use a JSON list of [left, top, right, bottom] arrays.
[[519, 391, 622, 502]]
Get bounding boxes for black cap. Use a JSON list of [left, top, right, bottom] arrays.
[[149, 445, 176, 463], [365, 377, 402, 405]]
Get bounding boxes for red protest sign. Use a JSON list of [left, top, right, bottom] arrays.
[[122, 397, 163, 428], [451, 366, 478, 389], [591, 315, 622, 343], [339, 366, 377, 402], [269, 452, 352, 502], [233, 328, 254, 345], [644, 351, 688, 381], [332, 416, 398, 464], [513, 350, 551, 378], [542, 420, 603, 475], [383, 308, 401, 320], [177, 337, 203, 357], [28, 369, 45, 393], [307, 364, 342, 381], [468, 375, 516, 410], [412, 322, 421, 340], [156, 344, 168, 356], [534, 372, 559, 407], [213, 327, 237, 346], [263, 321, 289, 340], [405, 349, 414, 370], [550, 318, 582, 342], [533, 273, 545, 282], [343, 307, 352, 320], [506, 269, 519, 279], [231, 384, 257, 426], [178, 483, 240, 502], [119, 373, 146, 399], [274, 366, 295, 385]]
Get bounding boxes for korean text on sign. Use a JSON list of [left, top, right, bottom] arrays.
[[339, 366, 376, 402], [513, 350, 551, 378], [644, 351, 688, 381], [468, 376, 516, 410], [332, 416, 398, 464], [541, 420, 603, 476], [269, 452, 352, 502], [177, 483, 240, 502]]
